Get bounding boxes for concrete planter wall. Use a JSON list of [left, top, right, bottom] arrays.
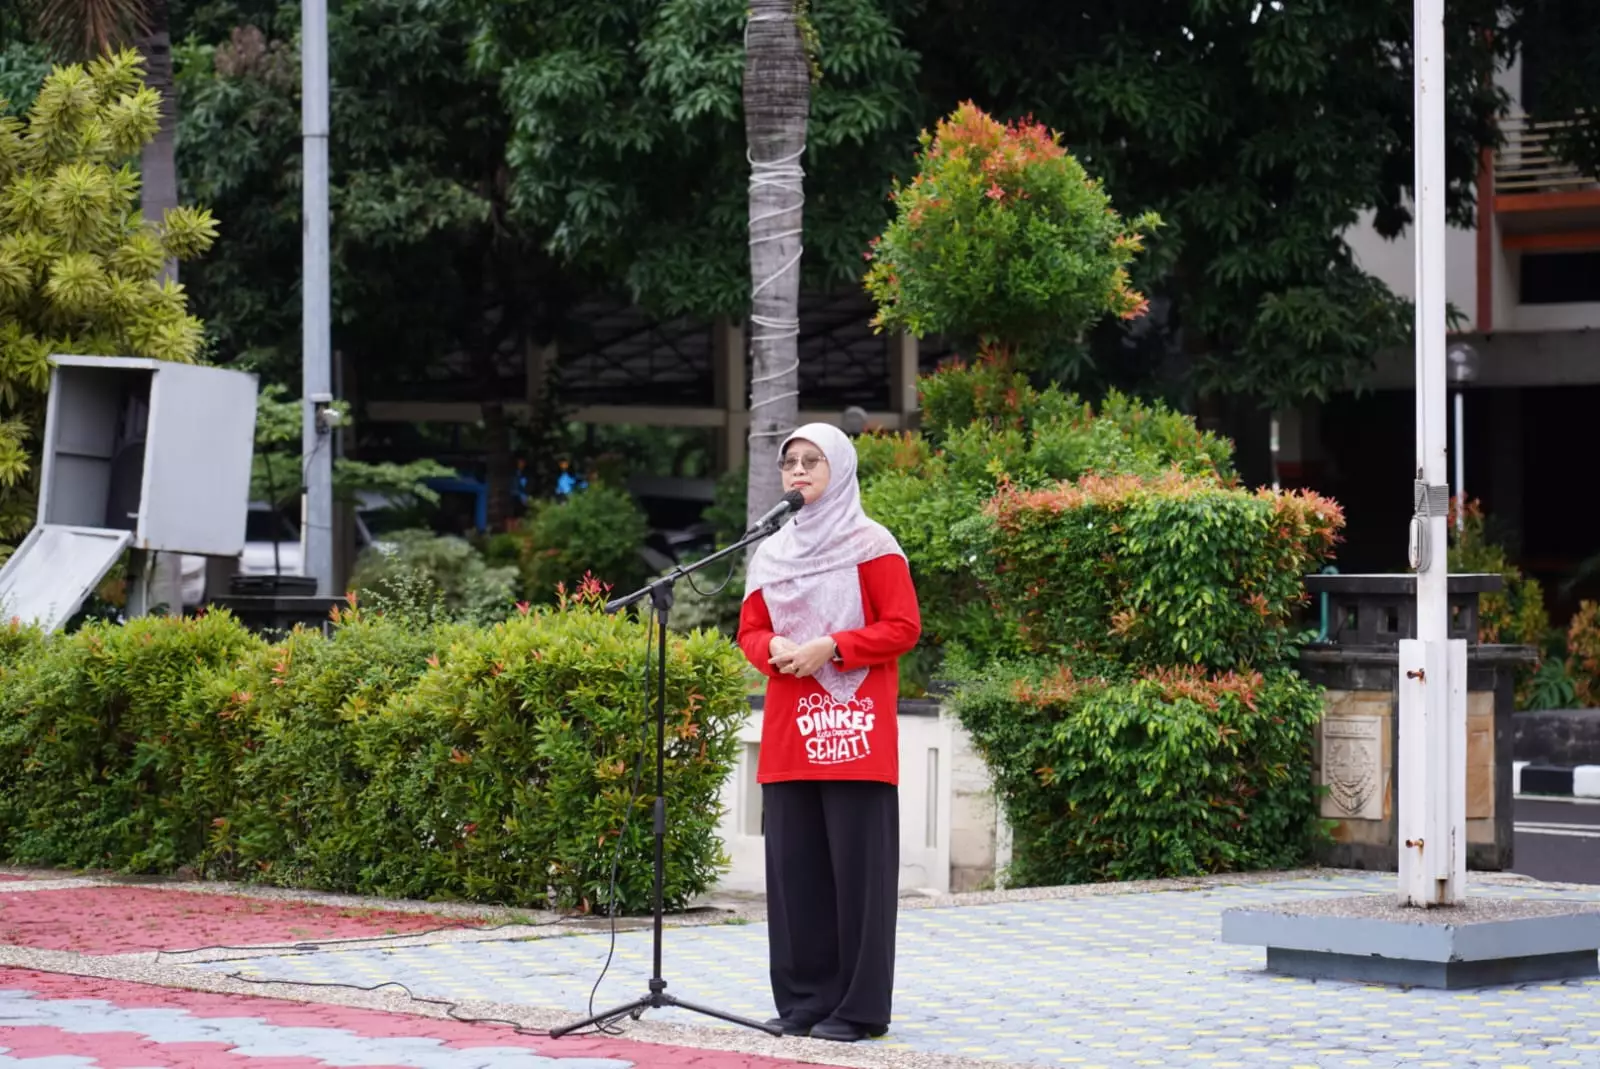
[[713, 697, 1011, 895]]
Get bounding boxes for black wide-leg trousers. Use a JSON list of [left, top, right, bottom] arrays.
[[762, 780, 899, 1029]]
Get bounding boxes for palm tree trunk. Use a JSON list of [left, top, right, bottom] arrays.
[[742, 0, 809, 528], [136, 0, 182, 611], [137, 0, 176, 282]]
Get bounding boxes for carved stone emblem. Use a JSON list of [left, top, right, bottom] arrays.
[[1322, 717, 1383, 820]]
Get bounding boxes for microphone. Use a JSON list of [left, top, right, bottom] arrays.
[[746, 490, 804, 534]]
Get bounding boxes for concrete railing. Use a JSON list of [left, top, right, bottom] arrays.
[[1494, 113, 1596, 195]]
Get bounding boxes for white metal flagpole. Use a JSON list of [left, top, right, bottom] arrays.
[[1398, 0, 1467, 908]]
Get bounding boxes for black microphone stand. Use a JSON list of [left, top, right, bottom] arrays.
[[550, 514, 791, 1039]]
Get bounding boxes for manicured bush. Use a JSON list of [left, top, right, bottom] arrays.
[[942, 472, 1341, 886], [350, 583, 747, 911], [197, 604, 471, 887], [858, 101, 1336, 888], [977, 472, 1343, 674], [349, 529, 519, 624], [951, 664, 1325, 884], [508, 485, 650, 604], [0, 589, 747, 912], [856, 377, 1238, 679], [0, 612, 264, 871]]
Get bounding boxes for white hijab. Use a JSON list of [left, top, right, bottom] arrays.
[[745, 423, 905, 702]]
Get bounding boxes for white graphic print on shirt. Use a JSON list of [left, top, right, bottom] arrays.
[[796, 692, 876, 765]]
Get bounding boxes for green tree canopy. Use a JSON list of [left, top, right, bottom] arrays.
[[173, 0, 1536, 424], [907, 0, 1509, 406], [452, 0, 921, 317], [1510, 0, 1600, 177]]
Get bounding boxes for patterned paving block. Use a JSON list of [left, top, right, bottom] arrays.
[[0, 888, 474, 953], [0, 969, 812, 1069], [193, 873, 1600, 1067]]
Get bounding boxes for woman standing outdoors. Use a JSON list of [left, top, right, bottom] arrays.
[[737, 422, 922, 1043]]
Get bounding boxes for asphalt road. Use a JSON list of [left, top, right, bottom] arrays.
[[1514, 796, 1600, 883]]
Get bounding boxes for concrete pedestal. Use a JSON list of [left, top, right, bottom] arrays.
[[1222, 895, 1600, 989], [1301, 574, 1536, 872]]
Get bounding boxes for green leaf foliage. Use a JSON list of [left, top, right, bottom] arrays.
[[1447, 498, 1551, 710], [865, 102, 1160, 363], [0, 50, 218, 539], [1507, 2, 1600, 178], [195, 608, 477, 890], [348, 591, 746, 910], [0, 612, 261, 871], [856, 366, 1237, 680], [503, 485, 651, 605], [451, 0, 919, 316], [0, 598, 747, 911], [856, 359, 1341, 884], [951, 664, 1326, 885], [349, 529, 520, 625], [914, 0, 1508, 405], [977, 472, 1344, 675]]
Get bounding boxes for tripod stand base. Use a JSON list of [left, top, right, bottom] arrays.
[[550, 986, 784, 1038]]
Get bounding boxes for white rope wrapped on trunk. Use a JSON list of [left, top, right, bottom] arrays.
[[744, 10, 805, 441]]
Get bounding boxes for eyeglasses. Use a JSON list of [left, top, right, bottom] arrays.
[[778, 453, 828, 473]]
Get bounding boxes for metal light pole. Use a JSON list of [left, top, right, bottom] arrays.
[[1398, 0, 1467, 908], [302, 0, 335, 595], [1449, 342, 1480, 529]]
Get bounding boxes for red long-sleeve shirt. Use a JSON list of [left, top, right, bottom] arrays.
[[737, 554, 922, 785]]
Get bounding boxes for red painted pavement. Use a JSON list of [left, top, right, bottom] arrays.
[[0, 886, 478, 953], [0, 967, 815, 1068]]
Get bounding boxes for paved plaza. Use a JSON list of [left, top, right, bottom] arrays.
[[182, 871, 1600, 1068], [2, 867, 1600, 1066]]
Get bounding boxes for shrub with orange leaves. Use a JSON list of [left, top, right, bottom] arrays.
[[864, 102, 1161, 366], [953, 660, 1324, 885], [978, 471, 1342, 674], [854, 371, 1237, 688], [943, 465, 1339, 886], [1567, 601, 1600, 707]]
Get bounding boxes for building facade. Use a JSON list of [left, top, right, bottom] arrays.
[[1289, 51, 1600, 611]]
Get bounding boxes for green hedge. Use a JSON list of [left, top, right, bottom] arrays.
[[885, 360, 1344, 888], [952, 664, 1325, 884], [855, 372, 1237, 681], [977, 472, 1344, 674], [941, 466, 1343, 887], [0, 595, 746, 911]]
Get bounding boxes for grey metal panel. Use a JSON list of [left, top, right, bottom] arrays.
[[135, 362, 258, 556], [39, 362, 146, 529], [49, 354, 162, 372], [45, 455, 113, 529], [0, 525, 132, 632]]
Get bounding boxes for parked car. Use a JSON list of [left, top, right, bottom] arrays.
[[178, 496, 405, 607]]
